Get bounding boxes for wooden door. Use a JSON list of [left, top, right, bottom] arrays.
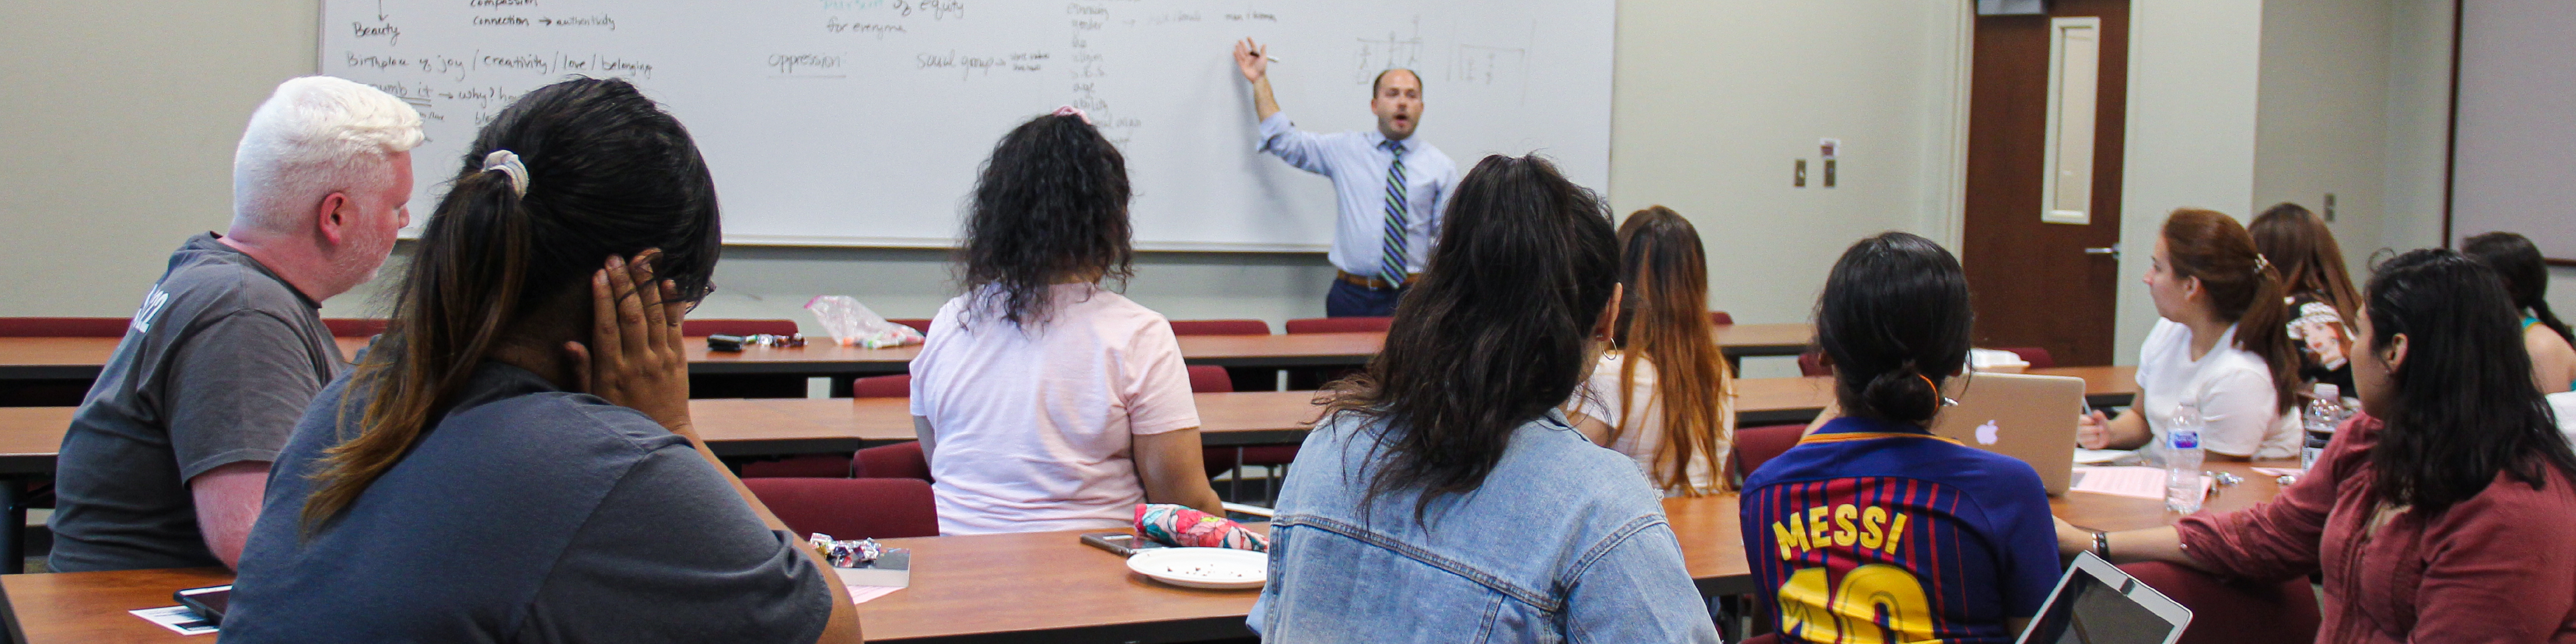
[[1962, 0, 2129, 366]]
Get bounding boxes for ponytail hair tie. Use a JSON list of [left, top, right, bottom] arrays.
[[481, 150, 530, 198], [2252, 254, 2274, 275], [1051, 105, 1093, 125], [1919, 373, 1957, 408]]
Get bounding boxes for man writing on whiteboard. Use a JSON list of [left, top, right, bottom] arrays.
[[1235, 37, 1459, 317]]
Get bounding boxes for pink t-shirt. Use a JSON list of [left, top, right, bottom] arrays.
[[909, 284, 1201, 534]]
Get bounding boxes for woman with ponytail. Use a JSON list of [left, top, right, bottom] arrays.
[[1739, 232, 2060, 642], [2077, 208, 2304, 461], [2250, 202, 2363, 394], [2461, 231, 2576, 393], [223, 78, 860, 642], [1568, 206, 1734, 496]]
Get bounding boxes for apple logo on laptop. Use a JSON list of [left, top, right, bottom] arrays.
[[1975, 420, 2001, 446]]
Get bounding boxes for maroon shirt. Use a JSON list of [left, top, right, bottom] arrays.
[[2179, 413, 2576, 642]]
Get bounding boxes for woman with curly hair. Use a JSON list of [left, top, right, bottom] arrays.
[[907, 109, 1223, 534]]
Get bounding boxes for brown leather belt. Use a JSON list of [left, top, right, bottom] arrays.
[[1336, 270, 1419, 290]]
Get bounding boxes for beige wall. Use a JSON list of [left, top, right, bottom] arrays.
[[11, 1, 2543, 368]]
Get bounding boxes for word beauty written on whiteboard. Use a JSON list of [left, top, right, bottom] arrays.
[[320, 0, 1613, 250]]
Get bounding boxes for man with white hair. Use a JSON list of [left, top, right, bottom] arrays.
[[49, 76, 420, 572]]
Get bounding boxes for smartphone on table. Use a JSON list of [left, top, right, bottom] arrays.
[[175, 584, 232, 624], [1079, 532, 1168, 557]]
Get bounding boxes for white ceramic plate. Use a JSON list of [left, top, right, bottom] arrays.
[[1125, 547, 1267, 590]]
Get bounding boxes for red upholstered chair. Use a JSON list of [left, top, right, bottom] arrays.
[[321, 318, 388, 337], [0, 317, 130, 337], [1284, 316, 1392, 334], [1167, 319, 1269, 336], [2117, 562, 2320, 644], [884, 318, 933, 333], [1709, 311, 1735, 326], [1731, 424, 1807, 481], [681, 318, 800, 337], [854, 441, 931, 481], [1995, 346, 2057, 369], [849, 374, 911, 398], [743, 477, 940, 539], [1796, 351, 1832, 377]]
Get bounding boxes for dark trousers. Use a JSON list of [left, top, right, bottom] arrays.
[[1325, 279, 1405, 317]]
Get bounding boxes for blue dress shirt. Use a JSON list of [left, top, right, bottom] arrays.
[[1257, 113, 1459, 277]]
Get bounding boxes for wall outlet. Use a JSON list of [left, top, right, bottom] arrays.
[[1794, 159, 1808, 187]]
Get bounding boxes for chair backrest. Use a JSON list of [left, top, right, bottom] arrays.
[[739, 454, 853, 479], [323, 318, 388, 337], [1186, 365, 1233, 394], [1732, 423, 1807, 480], [682, 318, 800, 337], [0, 317, 131, 337], [850, 374, 912, 399], [2116, 561, 2319, 644], [1284, 316, 1392, 334], [1796, 351, 1832, 377], [854, 442, 933, 482], [1167, 319, 1270, 336], [884, 318, 933, 333], [1708, 311, 1735, 326], [1995, 346, 2057, 369], [742, 477, 939, 539]]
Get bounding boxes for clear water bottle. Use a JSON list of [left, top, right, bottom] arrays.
[[2165, 403, 2205, 514], [2301, 384, 2347, 471]]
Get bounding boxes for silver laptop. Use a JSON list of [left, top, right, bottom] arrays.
[[1929, 371, 2086, 495], [2014, 552, 2193, 644]]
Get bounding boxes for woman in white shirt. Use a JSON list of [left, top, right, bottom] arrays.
[[908, 109, 1225, 534], [1568, 206, 1734, 496], [2078, 208, 2304, 461]]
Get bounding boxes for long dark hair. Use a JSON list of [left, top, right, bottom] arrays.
[[1321, 155, 1618, 519], [958, 113, 1133, 328], [2249, 202, 2362, 324], [2461, 232, 2574, 345], [305, 78, 721, 528], [2163, 208, 2299, 413], [1609, 206, 1732, 494], [2361, 249, 2576, 517], [1816, 232, 1974, 425]]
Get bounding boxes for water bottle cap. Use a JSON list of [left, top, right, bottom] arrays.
[[2313, 383, 2340, 399]]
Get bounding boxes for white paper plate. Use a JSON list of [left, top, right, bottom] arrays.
[[1125, 547, 1267, 589]]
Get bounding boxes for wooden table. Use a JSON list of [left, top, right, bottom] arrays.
[[0, 325, 1818, 384], [0, 463, 2290, 644]]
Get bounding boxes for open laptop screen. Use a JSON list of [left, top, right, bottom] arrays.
[[2016, 553, 2190, 644]]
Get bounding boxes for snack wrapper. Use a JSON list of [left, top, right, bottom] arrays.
[[1134, 503, 1268, 552], [806, 532, 884, 568], [804, 295, 925, 348]]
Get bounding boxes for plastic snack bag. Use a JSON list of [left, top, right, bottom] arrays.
[[805, 295, 924, 348], [1135, 503, 1268, 552]]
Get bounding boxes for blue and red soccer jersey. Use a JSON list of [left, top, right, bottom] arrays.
[[1741, 417, 2061, 644]]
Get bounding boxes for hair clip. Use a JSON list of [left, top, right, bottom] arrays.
[[1051, 105, 1093, 125], [2252, 254, 2274, 274], [481, 150, 530, 197]]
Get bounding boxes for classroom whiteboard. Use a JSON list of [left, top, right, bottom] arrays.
[[320, 0, 1614, 251]]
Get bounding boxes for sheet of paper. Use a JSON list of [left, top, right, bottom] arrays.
[[2249, 467, 2301, 477], [2072, 448, 2132, 464], [2069, 466, 2211, 501], [128, 606, 217, 636], [847, 585, 905, 604]]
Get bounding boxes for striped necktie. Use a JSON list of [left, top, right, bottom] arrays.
[[1377, 139, 1410, 286]]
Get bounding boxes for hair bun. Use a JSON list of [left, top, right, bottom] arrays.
[[1859, 365, 1939, 424]]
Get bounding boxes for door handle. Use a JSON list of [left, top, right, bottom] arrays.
[[2083, 246, 2120, 259]]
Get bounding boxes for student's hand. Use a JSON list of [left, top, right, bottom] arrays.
[[2053, 516, 2092, 558], [2075, 410, 2111, 450], [566, 250, 696, 438], [1233, 38, 1268, 82]]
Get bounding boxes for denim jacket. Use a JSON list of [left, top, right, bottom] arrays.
[[1248, 410, 1721, 643]]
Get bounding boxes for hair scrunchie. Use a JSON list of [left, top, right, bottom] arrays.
[[481, 149, 530, 197]]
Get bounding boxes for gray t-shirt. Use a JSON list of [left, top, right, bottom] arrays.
[[223, 363, 832, 643], [48, 233, 345, 572]]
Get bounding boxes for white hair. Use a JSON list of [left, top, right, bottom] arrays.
[[230, 76, 424, 233]]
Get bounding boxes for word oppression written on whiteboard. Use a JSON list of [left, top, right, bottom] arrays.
[[322, 0, 1615, 251]]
